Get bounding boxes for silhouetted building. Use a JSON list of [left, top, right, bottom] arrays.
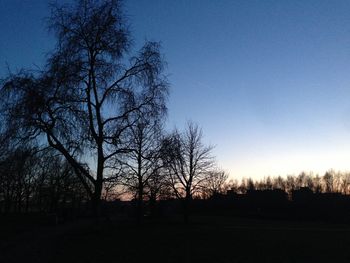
[[292, 187, 314, 203], [246, 189, 288, 208]]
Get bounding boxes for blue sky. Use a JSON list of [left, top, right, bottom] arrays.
[[2, 0, 350, 179]]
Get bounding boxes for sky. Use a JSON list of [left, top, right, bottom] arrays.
[[1, 0, 350, 180]]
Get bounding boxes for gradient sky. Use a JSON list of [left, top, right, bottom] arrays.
[[2, 0, 350, 180]]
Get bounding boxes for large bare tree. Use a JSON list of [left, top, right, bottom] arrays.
[[0, 0, 168, 214]]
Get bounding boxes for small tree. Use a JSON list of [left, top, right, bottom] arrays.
[[323, 170, 335, 193], [162, 122, 215, 223], [119, 116, 164, 221], [203, 169, 228, 198]]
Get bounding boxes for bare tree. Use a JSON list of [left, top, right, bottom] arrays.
[[338, 172, 350, 195], [272, 176, 286, 191], [0, 147, 35, 213], [202, 169, 229, 198], [119, 116, 165, 221], [162, 122, 215, 223], [225, 179, 239, 194], [0, 144, 87, 215], [0, 0, 168, 215], [323, 170, 335, 193]]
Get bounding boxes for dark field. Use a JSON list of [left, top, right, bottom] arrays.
[[1, 216, 350, 263]]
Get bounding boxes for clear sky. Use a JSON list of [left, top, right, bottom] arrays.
[[2, 0, 350, 180]]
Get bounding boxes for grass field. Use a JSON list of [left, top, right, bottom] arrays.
[[1, 215, 350, 263]]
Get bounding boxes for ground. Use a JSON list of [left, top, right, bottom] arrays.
[[1, 215, 350, 263]]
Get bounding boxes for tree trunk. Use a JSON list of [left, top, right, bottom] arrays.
[[149, 192, 157, 218], [183, 200, 189, 224], [92, 180, 102, 220], [25, 193, 30, 213], [183, 190, 191, 224], [137, 182, 143, 223]]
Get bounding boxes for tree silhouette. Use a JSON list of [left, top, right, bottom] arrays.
[[0, 145, 87, 215], [162, 122, 215, 223], [119, 115, 165, 222], [202, 169, 229, 198], [0, 0, 168, 216]]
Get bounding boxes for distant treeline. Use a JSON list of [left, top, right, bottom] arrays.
[[225, 171, 350, 195]]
